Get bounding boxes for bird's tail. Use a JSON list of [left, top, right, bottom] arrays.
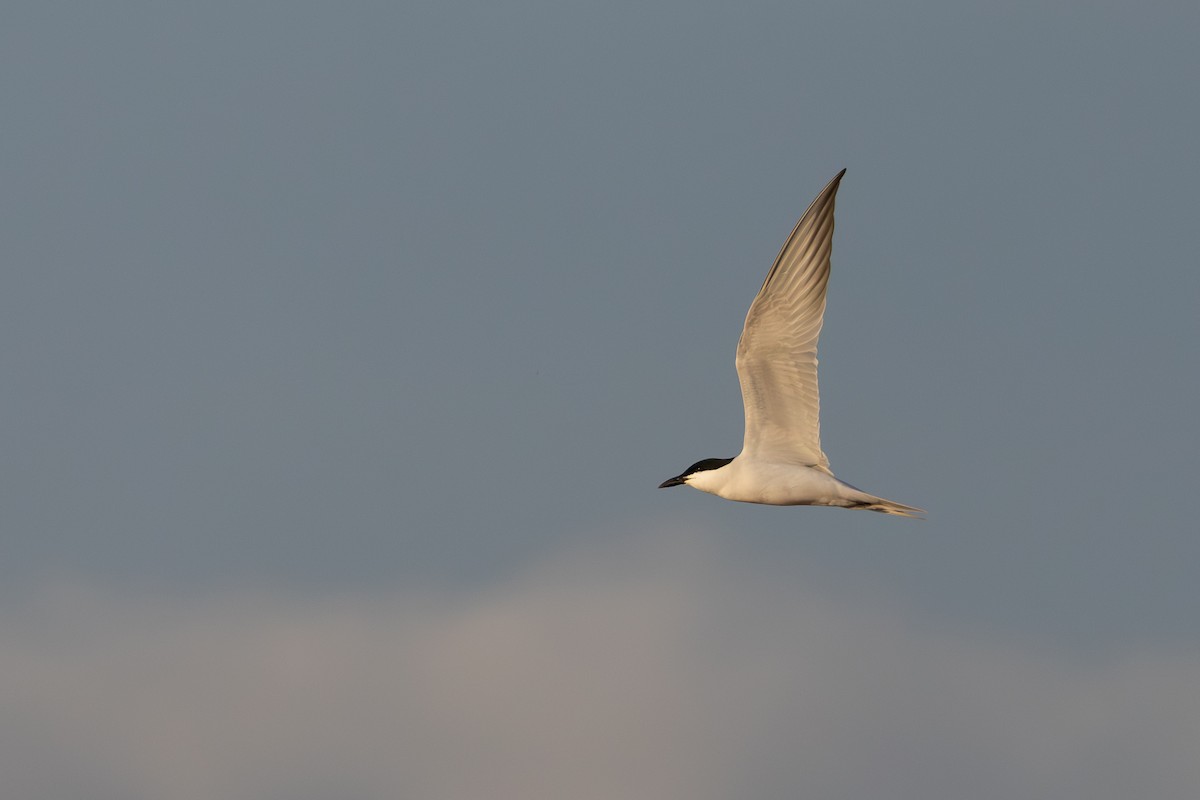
[[837, 480, 925, 518], [854, 497, 926, 518]]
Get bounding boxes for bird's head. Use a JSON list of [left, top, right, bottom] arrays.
[[658, 457, 733, 488]]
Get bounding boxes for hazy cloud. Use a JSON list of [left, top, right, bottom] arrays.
[[4, 527, 1198, 800]]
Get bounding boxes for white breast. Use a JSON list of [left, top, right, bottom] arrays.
[[686, 457, 843, 506]]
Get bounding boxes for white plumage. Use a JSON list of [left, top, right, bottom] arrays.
[[659, 170, 923, 518]]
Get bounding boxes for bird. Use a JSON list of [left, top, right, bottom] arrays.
[[658, 169, 924, 518]]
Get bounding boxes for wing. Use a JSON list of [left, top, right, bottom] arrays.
[[735, 169, 844, 468]]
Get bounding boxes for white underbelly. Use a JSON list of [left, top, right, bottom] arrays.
[[692, 459, 852, 506]]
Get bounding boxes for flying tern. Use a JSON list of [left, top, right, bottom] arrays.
[[659, 170, 923, 517]]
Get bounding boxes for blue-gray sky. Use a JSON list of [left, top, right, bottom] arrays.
[[3, 2, 1199, 797]]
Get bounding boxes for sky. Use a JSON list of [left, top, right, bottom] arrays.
[[2, 1, 1199, 797]]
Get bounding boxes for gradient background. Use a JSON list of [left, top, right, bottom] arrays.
[[3, 2, 1199, 797]]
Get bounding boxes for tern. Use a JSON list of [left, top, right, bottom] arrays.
[[659, 170, 923, 517]]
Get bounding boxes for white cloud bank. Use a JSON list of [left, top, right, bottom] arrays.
[[3, 527, 1199, 800]]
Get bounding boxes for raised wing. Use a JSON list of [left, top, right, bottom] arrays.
[[735, 169, 844, 467]]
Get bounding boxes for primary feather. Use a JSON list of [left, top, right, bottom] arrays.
[[736, 169, 844, 469]]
